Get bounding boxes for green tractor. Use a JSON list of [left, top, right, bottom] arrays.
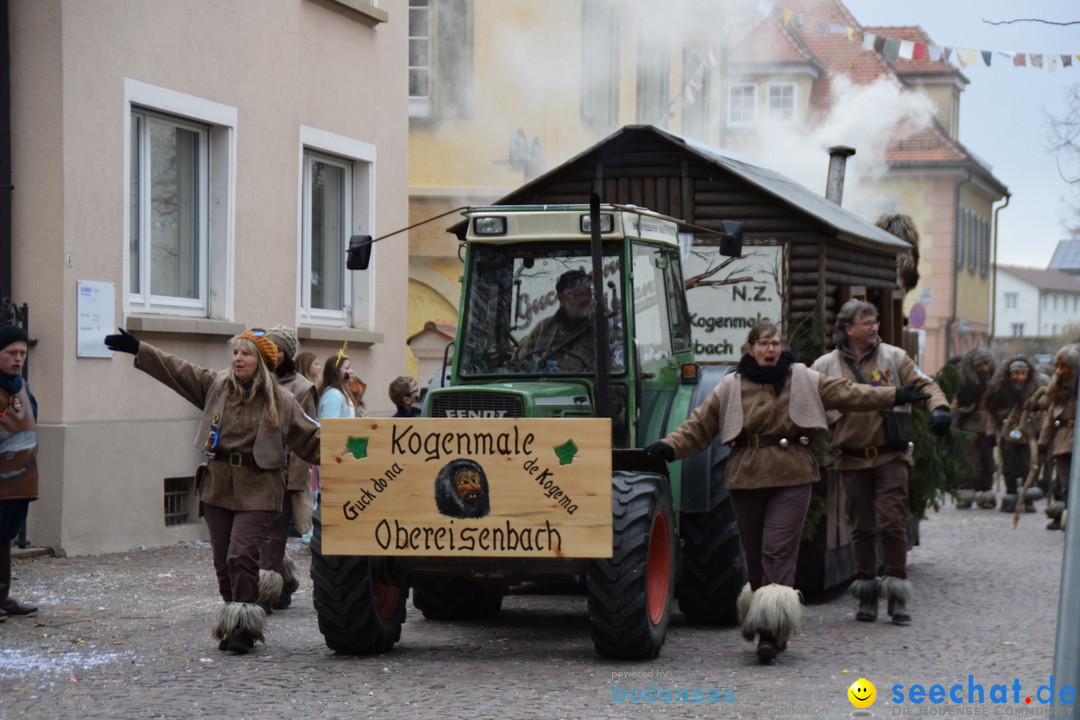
[[311, 202, 746, 659]]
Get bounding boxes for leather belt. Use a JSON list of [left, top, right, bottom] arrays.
[[730, 434, 809, 450], [832, 444, 910, 460], [210, 450, 256, 467]]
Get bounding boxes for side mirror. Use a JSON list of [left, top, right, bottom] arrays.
[[346, 235, 373, 270], [719, 220, 744, 258]]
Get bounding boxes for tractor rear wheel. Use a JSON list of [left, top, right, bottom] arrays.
[[310, 513, 406, 654], [411, 576, 505, 620], [677, 456, 746, 624], [587, 471, 675, 659]]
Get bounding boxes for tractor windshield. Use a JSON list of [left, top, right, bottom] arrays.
[[458, 243, 626, 377]]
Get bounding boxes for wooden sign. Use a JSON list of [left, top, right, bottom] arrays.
[[320, 418, 613, 557]]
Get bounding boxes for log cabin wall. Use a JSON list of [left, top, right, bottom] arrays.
[[479, 127, 910, 349]]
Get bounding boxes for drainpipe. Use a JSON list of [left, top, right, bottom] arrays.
[[988, 192, 1011, 345], [825, 146, 856, 205], [0, 0, 11, 301], [946, 170, 973, 360]]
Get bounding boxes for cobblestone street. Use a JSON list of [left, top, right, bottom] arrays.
[[0, 501, 1071, 720]]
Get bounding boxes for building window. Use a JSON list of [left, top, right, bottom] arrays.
[[1004, 292, 1018, 310], [980, 217, 990, 277], [968, 210, 978, 274], [765, 82, 796, 124], [728, 84, 756, 126], [303, 151, 351, 319], [1011, 323, 1024, 337], [126, 81, 236, 318], [635, 32, 670, 124], [408, 0, 431, 116], [956, 204, 966, 269], [581, 0, 620, 131], [681, 48, 709, 140], [410, 0, 474, 119], [299, 127, 375, 328]]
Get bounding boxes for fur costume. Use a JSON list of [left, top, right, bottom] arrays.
[[738, 583, 803, 646]]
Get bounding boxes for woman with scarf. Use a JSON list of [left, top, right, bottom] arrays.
[[646, 321, 927, 664], [105, 327, 320, 654]]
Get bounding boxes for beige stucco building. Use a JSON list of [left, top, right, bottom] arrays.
[[7, 0, 410, 555]]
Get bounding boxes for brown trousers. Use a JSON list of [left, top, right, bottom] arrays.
[[1054, 455, 1072, 505], [258, 506, 292, 574], [959, 434, 995, 492], [729, 484, 813, 590], [203, 503, 277, 603], [841, 459, 909, 580]]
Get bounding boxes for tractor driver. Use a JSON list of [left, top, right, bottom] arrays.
[[512, 269, 596, 372]]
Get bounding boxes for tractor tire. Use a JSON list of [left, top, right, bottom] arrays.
[[310, 513, 406, 655], [676, 458, 745, 624], [411, 576, 505, 620], [587, 471, 675, 660]]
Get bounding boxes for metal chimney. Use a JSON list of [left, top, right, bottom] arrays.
[[825, 145, 856, 205]]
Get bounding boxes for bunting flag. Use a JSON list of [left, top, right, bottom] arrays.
[[752, 1, 1078, 71]]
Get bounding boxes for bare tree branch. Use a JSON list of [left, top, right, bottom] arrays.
[[983, 18, 1080, 26]]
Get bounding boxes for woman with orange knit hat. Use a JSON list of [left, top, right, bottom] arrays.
[[104, 327, 320, 654]]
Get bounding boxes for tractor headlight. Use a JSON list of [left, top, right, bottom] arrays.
[[473, 216, 507, 235], [580, 213, 613, 234]]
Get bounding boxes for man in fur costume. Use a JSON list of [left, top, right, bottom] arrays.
[[984, 356, 1046, 513], [813, 300, 950, 627], [952, 347, 996, 509], [1038, 344, 1078, 530]]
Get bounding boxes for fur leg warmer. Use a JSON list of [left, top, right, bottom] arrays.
[[739, 583, 803, 646], [212, 602, 267, 643], [257, 570, 284, 608]]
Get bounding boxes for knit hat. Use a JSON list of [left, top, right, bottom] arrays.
[[0, 324, 29, 352], [236, 330, 279, 371], [264, 324, 298, 360]]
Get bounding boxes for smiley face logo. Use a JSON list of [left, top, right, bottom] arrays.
[[847, 678, 876, 708]]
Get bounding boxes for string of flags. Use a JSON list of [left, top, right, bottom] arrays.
[[755, 1, 1079, 70], [664, 0, 1078, 118]]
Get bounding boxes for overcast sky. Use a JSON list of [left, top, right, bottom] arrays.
[[841, 0, 1078, 269]]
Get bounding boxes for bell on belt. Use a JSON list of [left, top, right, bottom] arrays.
[[1008, 428, 1023, 441], [906, 442, 914, 452], [778, 438, 789, 448]]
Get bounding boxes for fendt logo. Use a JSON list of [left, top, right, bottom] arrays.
[[443, 409, 509, 418]]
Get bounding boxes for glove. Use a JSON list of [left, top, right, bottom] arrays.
[[894, 384, 931, 406], [104, 327, 140, 355], [930, 408, 952, 437], [645, 441, 674, 462], [986, 433, 998, 447]]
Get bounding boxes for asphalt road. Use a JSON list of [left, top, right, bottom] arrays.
[[0, 500, 1072, 720]]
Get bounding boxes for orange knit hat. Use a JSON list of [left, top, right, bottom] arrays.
[[236, 330, 279, 371]]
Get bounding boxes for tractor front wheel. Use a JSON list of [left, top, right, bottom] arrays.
[[587, 471, 675, 660]]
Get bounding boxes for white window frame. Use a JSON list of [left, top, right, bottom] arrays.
[[1011, 323, 1024, 337], [408, 0, 431, 117], [1004, 292, 1018, 310], [123, 79, 236, 319], [727, 83, 757, 126], [298, 126, 376, 329], [765, 82, 796, 125]]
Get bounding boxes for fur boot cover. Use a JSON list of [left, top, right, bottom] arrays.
[[736, 583, 754, 640], [257, 569, 284, 608], [280, 555, 297, 586], [212, 602, 267, 643], [848, 578, 879, 601], [879, 576, 913, 605], [740, 583, 803, 645]]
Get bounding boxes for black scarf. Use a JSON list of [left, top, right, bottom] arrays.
[[737, 350, 795, 395]]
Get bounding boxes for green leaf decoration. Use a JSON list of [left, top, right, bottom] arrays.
[[553, 439, 578, 466], [344, 436, 369, 460]]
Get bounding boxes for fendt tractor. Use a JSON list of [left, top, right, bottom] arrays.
[[311, 201, 747, 660]]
